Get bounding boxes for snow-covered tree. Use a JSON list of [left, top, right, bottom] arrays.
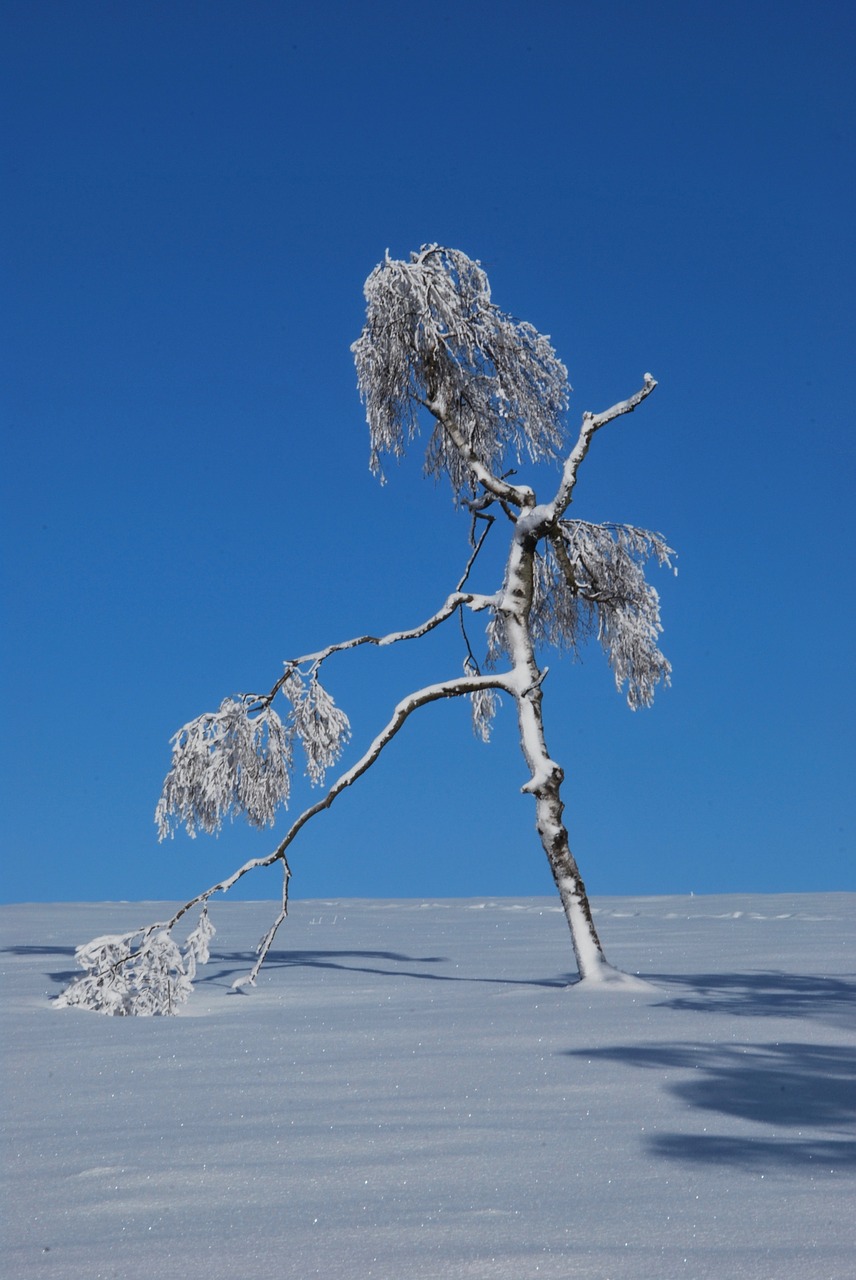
[[58, 245, 674, 1014]]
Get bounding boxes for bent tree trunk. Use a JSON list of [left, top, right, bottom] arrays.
[[501, 522, 612, 981]]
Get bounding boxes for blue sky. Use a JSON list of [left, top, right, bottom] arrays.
[[2, 0, 853, 904]]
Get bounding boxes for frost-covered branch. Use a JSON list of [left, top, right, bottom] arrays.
[[262, 588, 495, 698], [262, 670, 517, 857], [58, 670, 515, 1013], [421, 391, 536, 508], [55, 907, 216, 1016], [155, 672, 352, 841], [235, 860, 291, 991], [155, 698, 295, 839]]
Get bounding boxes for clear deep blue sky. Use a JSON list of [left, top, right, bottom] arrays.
[[2, 1, 854, 904]]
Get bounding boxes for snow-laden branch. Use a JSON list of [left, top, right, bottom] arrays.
[[259, 670, 517, 864], [263, 588, 495, 695], [156, 528, 500, 843], [155, 698, 296, 839], [54, 907, 216, 1016], [58, 669, 516, 1013], [420, 391, 536, 509]]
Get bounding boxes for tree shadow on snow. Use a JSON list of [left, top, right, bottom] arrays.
[[565, 1039, 856, 1170], [647, 970, 856, 1023]]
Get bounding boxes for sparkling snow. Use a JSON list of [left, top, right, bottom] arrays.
[[3, 894, 854, 1278]]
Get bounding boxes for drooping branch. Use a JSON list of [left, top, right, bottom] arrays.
[[156, 530, 502, 843], [352, 246, 569, 503], [59, 669, 517, 1011], [164, 669, 514, 922], [546, 519, 675, 709], [258, 671, 518, 869], [183, 671, 516, 918], [235, 859, 291, 990]]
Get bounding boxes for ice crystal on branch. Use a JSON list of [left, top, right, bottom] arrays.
[[484, 609, 509, 670], [352, 245, 569, 499]]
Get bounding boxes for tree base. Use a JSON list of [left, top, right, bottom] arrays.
[[570, 964, 656, 992]]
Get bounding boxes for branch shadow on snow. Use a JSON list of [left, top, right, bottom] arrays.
[[564, 1039, 856, 1170], [1, 944, 79, 986], [2, 944, 77, 956], [27, 943, 571, 993], [200, 948, 571, 991]]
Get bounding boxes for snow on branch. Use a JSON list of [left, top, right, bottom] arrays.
[[352, 245, 570, 502], [549, 374, 658, 521], [155, 698, 294, 839], [155, 539, 499, 844], [281, 669, 351, 785], [60, 666, 513, 1014], [463, 655, 502, 742], [155, 673, 352, 840], [55, 908, 216, 1016]]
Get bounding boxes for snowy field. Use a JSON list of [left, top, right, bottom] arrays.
[[2, 894, 854, 1280]]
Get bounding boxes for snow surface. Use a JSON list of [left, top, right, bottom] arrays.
[[3, 894, 854, 1279]]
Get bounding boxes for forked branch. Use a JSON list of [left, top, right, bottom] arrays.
[[256, 525, 497, 706], [549, 375, 658, 521]]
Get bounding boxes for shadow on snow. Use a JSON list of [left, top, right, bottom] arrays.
[[564, 1039, 856, 1171], [205, 948, 571, 990], [647, 969, 856, 1023]]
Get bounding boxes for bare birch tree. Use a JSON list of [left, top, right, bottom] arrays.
[[58, 245, 674, 1015]]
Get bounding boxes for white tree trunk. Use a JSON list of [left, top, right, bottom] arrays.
[[501, 526, 614, 981]]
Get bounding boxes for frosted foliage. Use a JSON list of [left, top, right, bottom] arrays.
[[471, 686, 500, 742], [56, 908, 216, 1015], [484, 609, 509, 671], [536, 521, 675, 710], [464, 658, 500, 742], [352, 246, 569, 497], [183, 907, 216, 980], [585, 522, 673, 711], [529, 542, 589, 655], [155, 673, 350, 840], [156, 699, 292, 839], [58, 931, 181, 1015], [282, 669, 351, 785]]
